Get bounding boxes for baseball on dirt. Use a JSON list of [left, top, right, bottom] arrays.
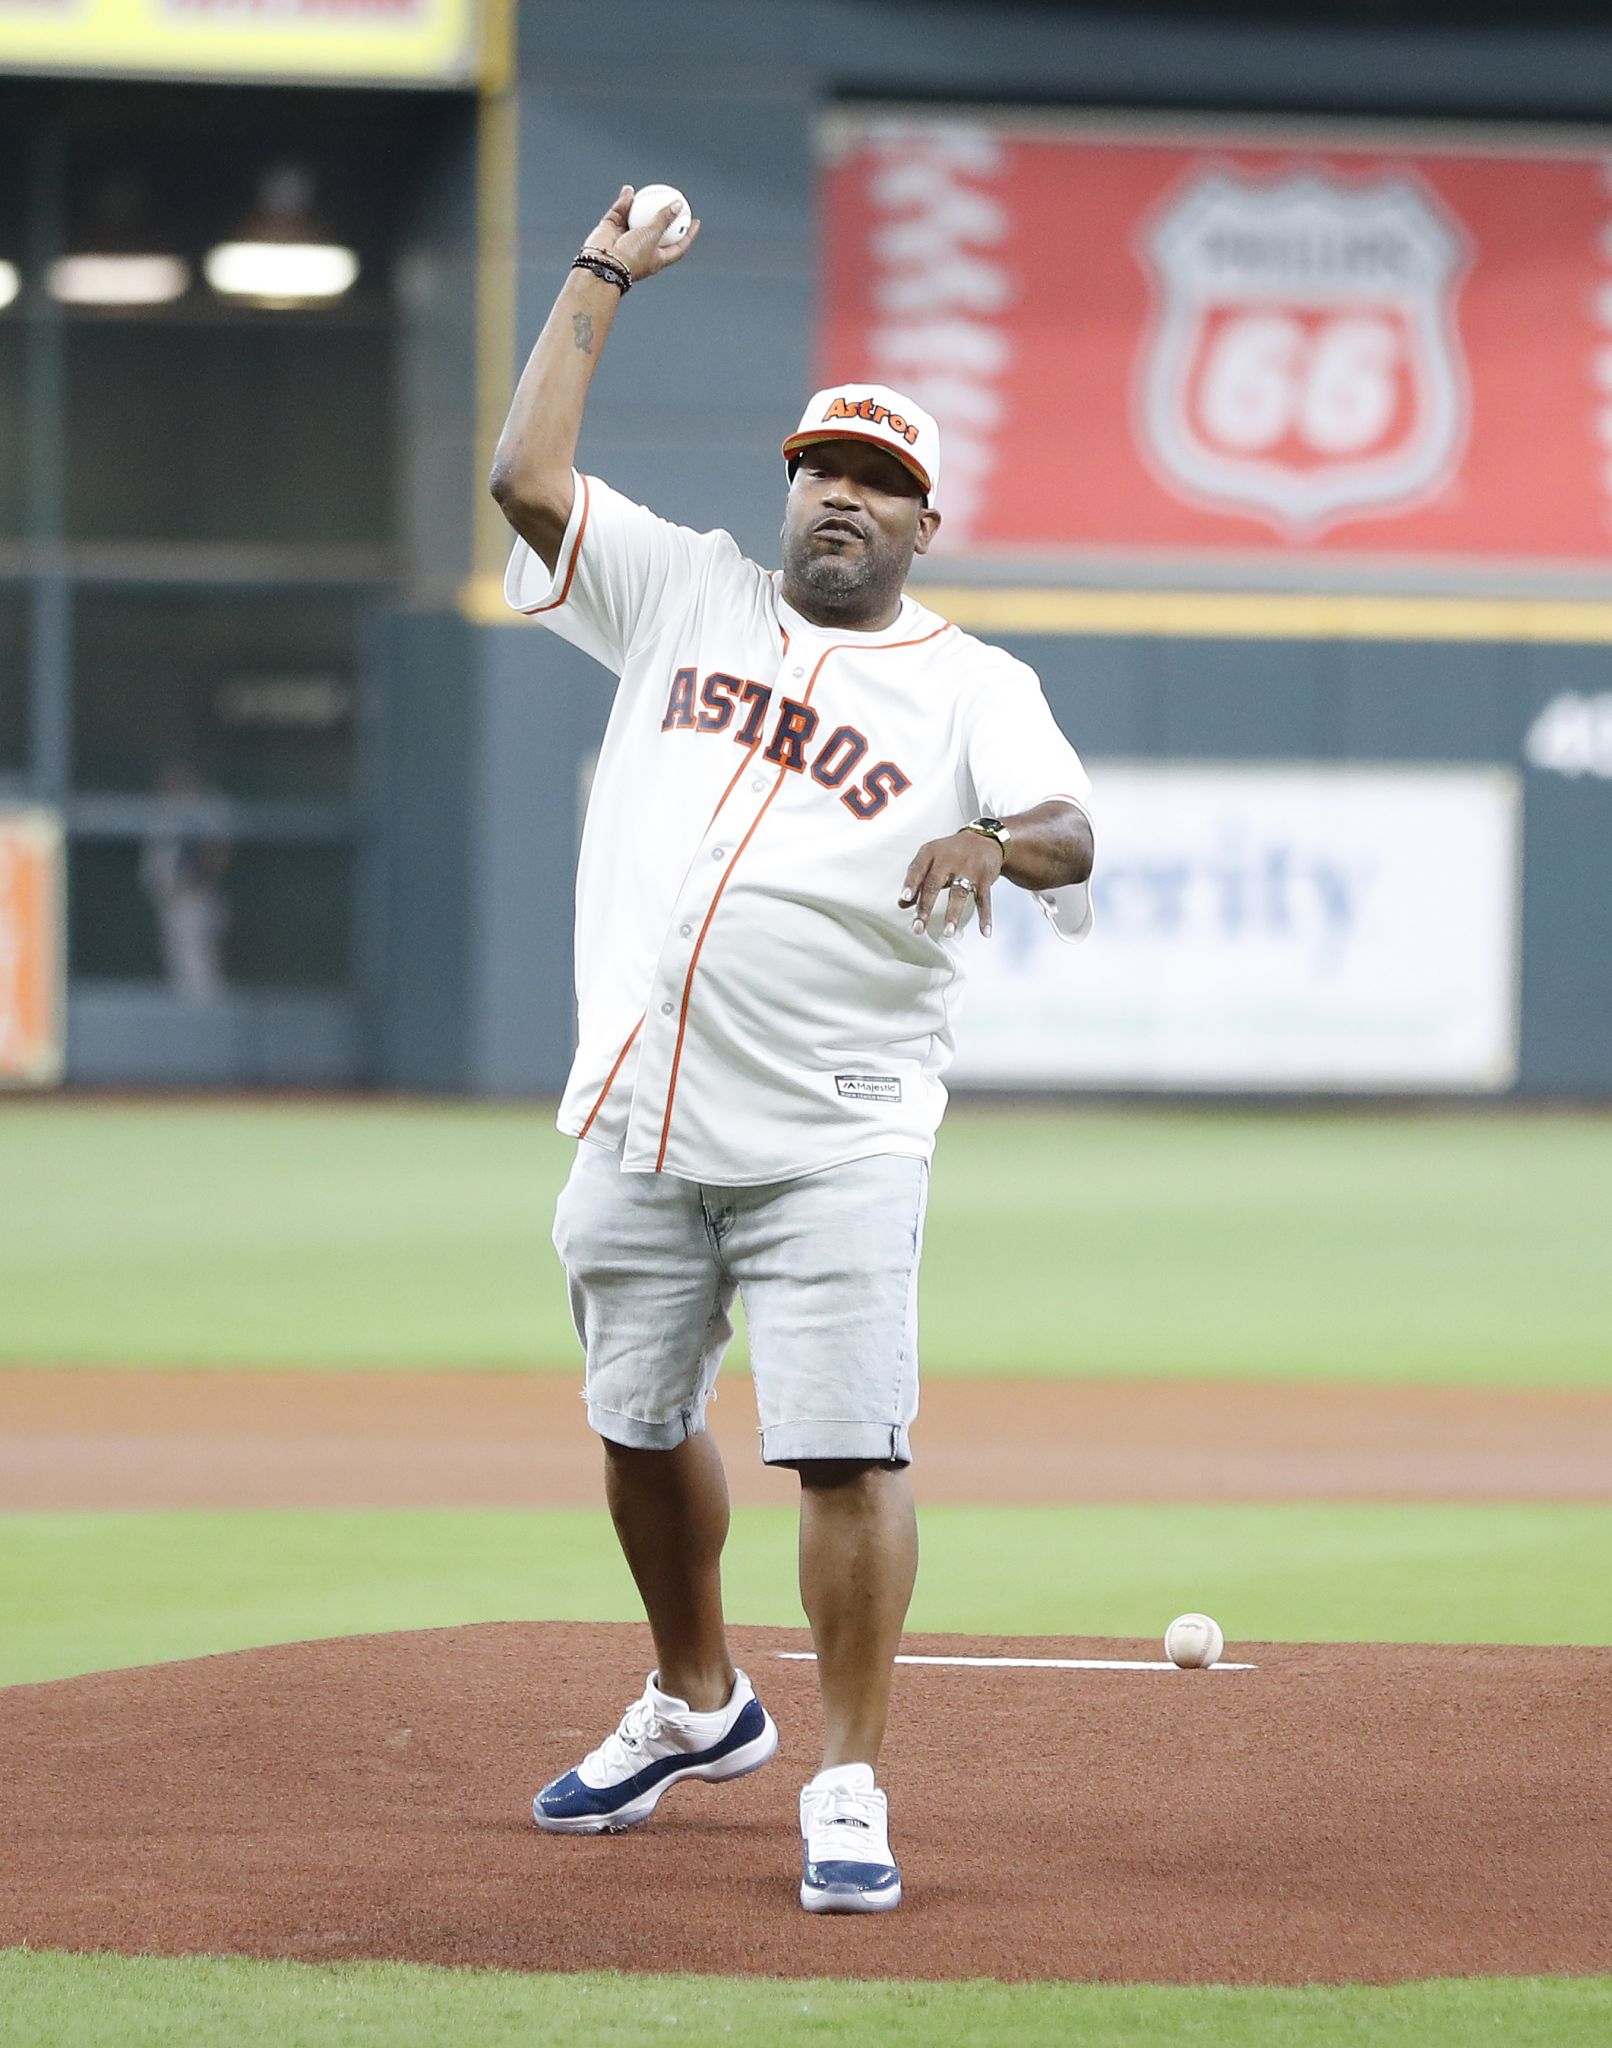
[[1165, 1613, 1225, 1669], [627, 183, 691, 247]]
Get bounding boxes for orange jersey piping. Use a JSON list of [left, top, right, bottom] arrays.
[[577, 633, 791, 1156], [577, 1011, 642, 1140], [702, 631, 788, 831], [653, 617, 953, 1172], [519, 473, 592, 616]]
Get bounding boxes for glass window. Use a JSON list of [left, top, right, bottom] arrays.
[[0, 590, 26, 771], [54, 85, 415, 550], [71, 588, 362, 800], [70, 836, 353, 990], [0, 589, 26, 770], [225, 842, 354, 990], [64, 320, 394, 548], [0, 108, 25, 546], [0, 328, 23, 545], [68, 838, 163, 981]]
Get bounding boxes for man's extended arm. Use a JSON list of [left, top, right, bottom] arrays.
[[901, 800, 1094, 939], [488, 185, 700, 571]]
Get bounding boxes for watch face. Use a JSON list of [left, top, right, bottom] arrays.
[[974, 817, 1005, 835]]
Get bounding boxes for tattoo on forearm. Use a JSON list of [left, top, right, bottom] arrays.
[[572, 312, 595, 355]]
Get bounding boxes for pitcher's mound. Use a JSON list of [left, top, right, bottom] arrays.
[[4, 1622, 1609, 1984]]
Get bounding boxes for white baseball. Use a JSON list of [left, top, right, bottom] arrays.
[[627, 183, 691, 248], [1165, 1613, 1225, 1669]]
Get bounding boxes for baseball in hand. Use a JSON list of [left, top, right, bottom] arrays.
[[628, 183, 692, 247], [1165, 1613, 1225, 1669]]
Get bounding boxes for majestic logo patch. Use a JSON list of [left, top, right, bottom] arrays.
[[835, 1074, 902, 1102], [1136, 170, 1470, 536]]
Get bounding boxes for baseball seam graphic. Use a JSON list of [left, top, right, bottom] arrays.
[[863, 122, 1013, 542]]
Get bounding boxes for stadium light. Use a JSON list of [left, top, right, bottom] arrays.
[[204, 241, 358, 304], [50, 172, 190, 307], [48, 254, 190, 307], [0, 260, 18, 311], [204, 165, 359, 308]]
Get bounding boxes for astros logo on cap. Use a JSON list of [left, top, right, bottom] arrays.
[[821, 395, 920, 446], [782, 382, 941, 499]]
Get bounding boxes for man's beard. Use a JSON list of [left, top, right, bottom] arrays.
[[785, 531, 878, 602], [797, 548, 866, 594]]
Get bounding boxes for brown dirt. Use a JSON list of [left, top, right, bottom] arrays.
[[5, 1370, 1611, 1511], [2, 1621, 1607, 1984]]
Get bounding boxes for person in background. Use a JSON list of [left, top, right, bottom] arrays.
[[139, 761, 233, 1001]]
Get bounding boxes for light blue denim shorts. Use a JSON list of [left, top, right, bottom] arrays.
[[551, 1140, 928, 1467]]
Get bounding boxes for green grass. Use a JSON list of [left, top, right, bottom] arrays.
[[6, 1101, 1606, 2037], [1, 1099, 1608, 1383], [3, 1501, 1608, 1688], [0, 1101, 568, 1372], [2, 1953, 1609, 2048]]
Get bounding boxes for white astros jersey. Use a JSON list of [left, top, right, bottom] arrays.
[[505, 470, 1093, 1185]]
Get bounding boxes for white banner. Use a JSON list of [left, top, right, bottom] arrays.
[[952, 765, 1519, 1091]]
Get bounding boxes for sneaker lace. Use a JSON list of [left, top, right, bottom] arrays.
[[585, 1692, 664, 1778], [806, 1785, 885, 1858]]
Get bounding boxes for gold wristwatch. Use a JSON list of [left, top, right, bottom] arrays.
[[962, 815, 1012, 862]]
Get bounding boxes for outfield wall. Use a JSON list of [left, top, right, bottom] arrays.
[[367, 0, 1612, 1100], [30, 0, 1610, 1093], [374, 614, 1611, 1099]]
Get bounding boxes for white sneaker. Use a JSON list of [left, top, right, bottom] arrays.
[[799, 1762, 902, 1912], [533, 1668, 778, 1833]]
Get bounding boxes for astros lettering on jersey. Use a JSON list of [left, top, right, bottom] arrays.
[[505, 470, 1093, 1185]]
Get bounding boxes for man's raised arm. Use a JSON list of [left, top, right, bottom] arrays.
[[488, 185, 700, 571]]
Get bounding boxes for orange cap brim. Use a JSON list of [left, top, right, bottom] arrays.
[[781, 427, 933, 496]]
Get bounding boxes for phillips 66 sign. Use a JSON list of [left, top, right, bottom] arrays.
[[1138, 171, 1469, 536], [819, 113, 1612, 577]]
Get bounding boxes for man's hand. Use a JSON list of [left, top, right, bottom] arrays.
[[900, 831, 1005, 939], [489, 183, 703, 567], [585, 185, 703, 283], [900, 804, 1092, 938]]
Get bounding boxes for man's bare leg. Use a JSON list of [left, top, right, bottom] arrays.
[[797, 1461, 918, 1769], [603, 1434, 736, 1712]]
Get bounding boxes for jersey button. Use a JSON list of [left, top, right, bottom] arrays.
[[792, 667, 804, 679], [751, 778, 765, 792], [660, 1002, 674, 1016], [712, 847, 725, 861], [679, 923, 692, 938]]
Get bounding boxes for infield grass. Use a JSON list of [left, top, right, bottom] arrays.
[[2, 1099, 1609, 1383], [3, 1501, 1609, 1688], [2, 1952, 1610, 2048]]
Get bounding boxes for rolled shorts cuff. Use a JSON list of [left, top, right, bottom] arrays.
[[586, 1399, 710, 1452], [760, 1420, 912, 1469]]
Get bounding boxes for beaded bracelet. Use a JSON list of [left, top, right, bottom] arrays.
[[585, 248, 631, 288], [571, 250, 631, 293]]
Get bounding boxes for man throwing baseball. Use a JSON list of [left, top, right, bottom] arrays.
[[490, 185, 1094, 1914]]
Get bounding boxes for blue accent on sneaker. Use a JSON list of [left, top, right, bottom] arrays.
[[802, 1858, 901, 1896], [534, 1694, 770, 1827], [800, 1849, 902, 1913]]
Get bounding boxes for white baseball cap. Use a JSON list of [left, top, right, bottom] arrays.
[[782, 382, 940, 500]]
